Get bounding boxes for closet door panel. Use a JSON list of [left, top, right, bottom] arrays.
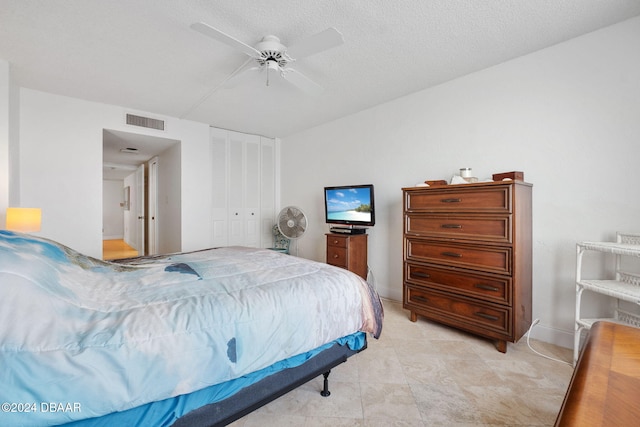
[[244, 135, 261, 248], [227, 134, 244, 246]]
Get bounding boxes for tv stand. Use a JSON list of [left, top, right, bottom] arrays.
[[326, 233, 368, 279], [329, 226, 367, 235]]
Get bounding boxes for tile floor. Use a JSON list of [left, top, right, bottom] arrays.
[[231, 299, 574, 426]]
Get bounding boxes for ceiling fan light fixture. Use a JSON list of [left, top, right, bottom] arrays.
[[266, 59, 279, 71]]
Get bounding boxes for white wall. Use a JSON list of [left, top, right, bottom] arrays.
[[102, 179, 124, 239], [157, 143, 181, 254], [280, 17, 640, 347], [18, 89, 211, 256], [0, 60, 9, 222], [0, 59, 19, 224]]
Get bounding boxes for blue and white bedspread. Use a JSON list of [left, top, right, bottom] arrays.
[[0, 231, 383, 426]]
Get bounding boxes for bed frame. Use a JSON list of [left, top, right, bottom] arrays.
[[172, 337, 367, 426]]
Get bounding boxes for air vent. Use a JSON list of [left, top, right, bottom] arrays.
[[126, 114, 165, 131]]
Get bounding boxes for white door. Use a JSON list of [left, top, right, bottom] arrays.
[[135, 163, 145, 255], [148, 157, 158, 255]]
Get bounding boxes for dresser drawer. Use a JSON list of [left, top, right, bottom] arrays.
[[405, 185, 511, 213], [406, 239, 511, 274], [326, 235, 348, 248], [405, 286, 511, 336], [406, 214, 511, 243], [327, 246, 348, 268], [405, 262, 511, 305]]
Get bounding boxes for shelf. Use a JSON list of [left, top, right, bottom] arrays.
[[577, 308, 640, 329], [578, 241, 640, 257], [574, 232, 640, 365], [576, 318, 625, 329], [578, 275, 640, 303]]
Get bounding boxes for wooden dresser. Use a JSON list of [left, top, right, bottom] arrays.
[[326, 233, 368, 280], [402, 181, 532, 352]]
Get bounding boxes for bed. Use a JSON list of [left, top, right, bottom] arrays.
[[0, 231, 383, 426]]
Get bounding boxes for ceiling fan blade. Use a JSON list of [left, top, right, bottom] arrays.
[[283, 68, 324, 95], [286, 27, 344, 59], [191, 22, 261, 58]]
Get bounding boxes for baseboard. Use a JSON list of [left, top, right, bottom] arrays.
[[528, 322, 574, 350], [103, 235, 124, 240]]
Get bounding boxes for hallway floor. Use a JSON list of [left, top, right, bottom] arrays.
[[103, 239, 138, 260]]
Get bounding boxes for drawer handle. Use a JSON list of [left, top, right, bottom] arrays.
[[333, 254, 339, 259], [441, 198, 461, 203], [474, 284, 500, 292], [413, 295, 429, 303], [474, 312, 499, 321], [333, 240, 339, 244], [441, 251, 462, 258], [412, 272, 431, 279], [441, 224, 462, 229]]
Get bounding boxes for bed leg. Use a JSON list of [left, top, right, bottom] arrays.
[[320, 370, 331, 397]]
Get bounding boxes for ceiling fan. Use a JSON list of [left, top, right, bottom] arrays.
[[190, 22, 344, 95]]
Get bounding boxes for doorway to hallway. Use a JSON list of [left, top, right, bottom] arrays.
[[102, 129, 181, 259]]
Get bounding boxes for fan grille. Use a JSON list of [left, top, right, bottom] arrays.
[[277, 206, 307, 239], [257, 50, 289, 68]]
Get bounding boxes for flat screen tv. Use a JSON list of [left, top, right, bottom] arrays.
[[324, 184, 375, 227]]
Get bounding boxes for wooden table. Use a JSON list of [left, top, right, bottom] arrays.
[[555, 321, 640, 426]]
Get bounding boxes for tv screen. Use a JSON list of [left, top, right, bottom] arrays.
[[324, 184, 375, 227]]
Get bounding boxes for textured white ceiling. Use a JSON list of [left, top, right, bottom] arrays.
[[102, 130, 179, 180], [2, 0, 640, 138]]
